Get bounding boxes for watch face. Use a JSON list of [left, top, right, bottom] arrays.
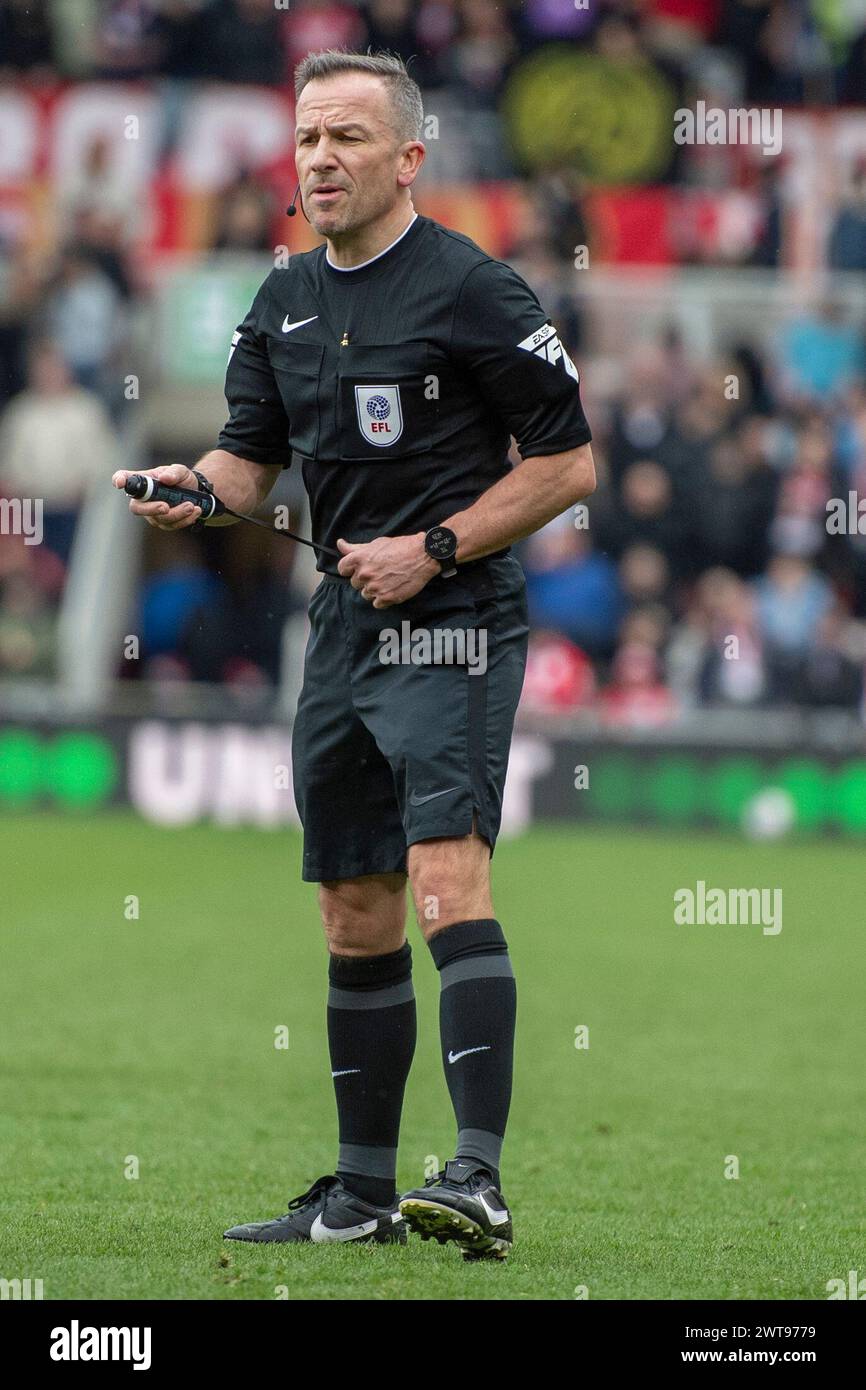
[[426, 526, 457, 560]]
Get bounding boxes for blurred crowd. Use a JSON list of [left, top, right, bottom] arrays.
[[3, 0, 866, 713], [0, 0, 865, 107], [520, 315, 866, 725]]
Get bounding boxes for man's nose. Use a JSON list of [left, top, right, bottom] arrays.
[[310, 138, 339, 170]]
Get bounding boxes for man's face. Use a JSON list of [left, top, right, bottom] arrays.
[[294, 74, 418, 237]]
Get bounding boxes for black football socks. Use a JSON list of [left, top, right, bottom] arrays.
[[327, 942, 416, 1207], [427, 919, 516, 1185]]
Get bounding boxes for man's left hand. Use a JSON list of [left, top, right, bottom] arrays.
[[336, 533, 440, 608]]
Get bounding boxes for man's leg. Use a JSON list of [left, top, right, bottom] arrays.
[[224, 870, 414, 1244], [397, 827, 516, 1257], [320, 871, 417, 1208], [407, 829, 516, 1185]]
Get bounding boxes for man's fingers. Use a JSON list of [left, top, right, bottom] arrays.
[[149, 464, 193, 485], [132, 499, 199, 530], [113, 464, 194, 492]]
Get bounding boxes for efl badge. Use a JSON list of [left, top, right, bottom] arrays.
[[354, 386, 403, 447]]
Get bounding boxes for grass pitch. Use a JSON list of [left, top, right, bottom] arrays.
[[1, 814, 862, 1300]]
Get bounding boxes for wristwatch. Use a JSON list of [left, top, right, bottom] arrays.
[[189, 469, 215, 532], [424, 525, 458, 577]]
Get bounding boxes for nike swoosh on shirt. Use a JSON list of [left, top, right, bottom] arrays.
[[331, 1069, 361, 1077], [447, 1046, 491, 1064], [282, 315, 318, 334], [310, 1213, 379, 1243], [409, 787, 460, 807]]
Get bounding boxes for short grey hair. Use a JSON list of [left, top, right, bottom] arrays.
[[294, 49, 424, 144]]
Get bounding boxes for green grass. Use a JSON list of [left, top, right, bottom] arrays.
[[1, 814, 863, 1300]]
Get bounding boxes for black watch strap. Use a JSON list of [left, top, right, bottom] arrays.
[[192, 469, 214, 495], [190, 470, 214, 531]]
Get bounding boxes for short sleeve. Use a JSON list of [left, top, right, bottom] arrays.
[[216, 283, 291, 469], [450, 259, 591, 459]]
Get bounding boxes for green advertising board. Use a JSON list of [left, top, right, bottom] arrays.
[[160, 263, 269, 385]]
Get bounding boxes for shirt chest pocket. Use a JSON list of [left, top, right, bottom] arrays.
[[336, 344, 434, 462], [269, 339, 324, 460]]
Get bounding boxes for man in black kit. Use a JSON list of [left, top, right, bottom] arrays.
[[113, 51, 595, 1260]]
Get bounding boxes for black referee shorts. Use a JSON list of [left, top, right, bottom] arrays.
[[291, 554, 529, 883]]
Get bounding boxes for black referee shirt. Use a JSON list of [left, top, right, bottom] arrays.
[[217, 213, 591, 574]]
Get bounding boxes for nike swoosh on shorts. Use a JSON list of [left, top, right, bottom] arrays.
[[409, 787, 460, 807]]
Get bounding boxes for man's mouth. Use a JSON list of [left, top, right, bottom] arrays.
[[310, 185, 346, 201]]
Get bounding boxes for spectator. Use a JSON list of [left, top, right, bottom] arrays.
[[523, 519, 625, 658], [41, 246, 125, 397], [59, 135, 137, 251], [0, 342, 118, 563], [281, 0, 367, 75], [517, 0, 594, 44], [197, 0, 286, 84], [606, 343, 675, 488], [93, 0, 163, 78], [363, 0, 418, 60], [212, 171, 276, 252], [659, 367, 730, 487], [794, 604, 864, 709], [828, 161, 866, 272], [599, 641, 678, 728], [753, 551, 834, 660], [667, 568, 768, 706], [152, 0, 211, 79], [445, 0, 518, 105], [414, 0, 459, 87], [0, 572, 56, 677], [686, 429, 778, 577], [0, 249, 43, 411], [596, 459, 689, 576], [139, 559, 225, 663], [768, 412, 838, 560], [618, 543, 672, 609], [778, 300, 866, 405], [0, 0, 54, 78], [520, 630, 596, 713]]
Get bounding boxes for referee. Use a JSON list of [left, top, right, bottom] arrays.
[[113, 50, 595, 1261]]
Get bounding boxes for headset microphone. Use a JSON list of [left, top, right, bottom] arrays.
[[286, 183, 301, 217]]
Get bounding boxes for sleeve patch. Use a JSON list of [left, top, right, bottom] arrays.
[[518, 323, 579, 383], [517, 322, 557, 352]]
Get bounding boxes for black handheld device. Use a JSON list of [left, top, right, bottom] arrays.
[[124, 474, 224, 521], [121, 473, 341, 558]]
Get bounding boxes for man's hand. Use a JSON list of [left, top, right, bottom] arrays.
[[112, 464, 203, 531], [336, 533, 439, 608]]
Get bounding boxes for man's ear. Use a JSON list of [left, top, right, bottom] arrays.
[[397, 141, 425, 187]]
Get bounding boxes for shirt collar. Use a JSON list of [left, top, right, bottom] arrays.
[[325, 212, 419, 273]]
